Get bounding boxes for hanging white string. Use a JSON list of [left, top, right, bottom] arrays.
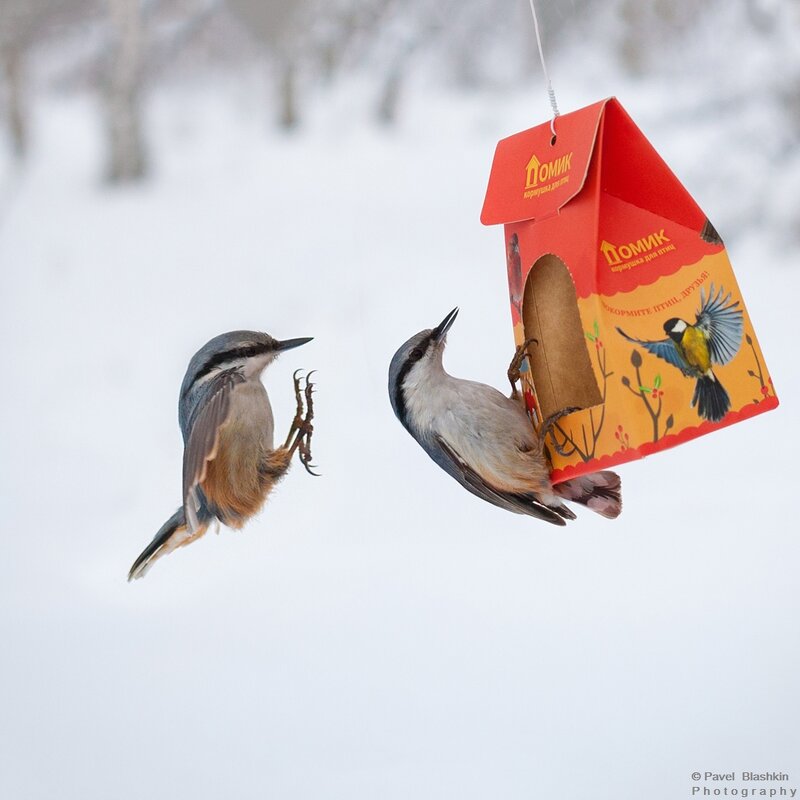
[[527, 0, 560, 138]]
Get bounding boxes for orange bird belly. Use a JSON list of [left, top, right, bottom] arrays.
[[201, 383, 276, 527]]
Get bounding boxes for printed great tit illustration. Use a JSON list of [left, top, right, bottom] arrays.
[[616, 284, 743, 423], [506, 233, 523, 321]]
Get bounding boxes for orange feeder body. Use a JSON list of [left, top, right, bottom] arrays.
[[481, 97, 778, 484]]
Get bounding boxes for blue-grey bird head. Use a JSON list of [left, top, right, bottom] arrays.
[[179, 330, 312, 431], [388, 307, 458, 431]]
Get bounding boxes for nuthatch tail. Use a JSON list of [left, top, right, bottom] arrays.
[[616, 283, 743, 423], [388, 308, 621, 524], [128, 331, 317, 580]]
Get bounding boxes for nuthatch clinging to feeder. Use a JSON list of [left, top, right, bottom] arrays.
[[128, 331, 317, 581], [616, 283, 743, 423], [388, 308, 621, 524]]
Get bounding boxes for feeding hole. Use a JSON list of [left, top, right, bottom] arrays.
[[522, 254, 602, 420]]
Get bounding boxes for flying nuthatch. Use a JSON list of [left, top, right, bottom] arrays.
[[128, 330, 317, 580], [617, 283, 743, 422], [388, 308, 621, 524]]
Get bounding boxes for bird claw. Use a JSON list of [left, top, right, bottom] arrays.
[[285, 370, 320, 476], [508, 337, 538, 397], [540, 406, 581, 457]]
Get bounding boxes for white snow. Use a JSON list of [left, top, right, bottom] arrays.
[[0, 22, 798, 800]]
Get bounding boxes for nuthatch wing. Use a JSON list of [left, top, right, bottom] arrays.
[[388, 308, 621, 524], [128, 331, 317, 580], [616, 283, 743, 422]]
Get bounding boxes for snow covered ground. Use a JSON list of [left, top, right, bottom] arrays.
[[1, 43, 798, 800]]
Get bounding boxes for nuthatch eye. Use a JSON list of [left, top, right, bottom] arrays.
[[388, 308, 621, 523], [128, 330, 317, 580]]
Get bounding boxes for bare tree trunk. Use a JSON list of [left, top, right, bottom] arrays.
[[105, 0, 146, 182], [277, 58, 298, 130], [376, 68, 401, 125], [619, 0, 646, 76], [1, 41, 26, 159]]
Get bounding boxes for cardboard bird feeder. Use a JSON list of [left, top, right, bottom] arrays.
[[481, 97, 778, 484]]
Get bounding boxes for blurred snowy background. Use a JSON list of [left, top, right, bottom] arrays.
[[1, 1, 798, 798]]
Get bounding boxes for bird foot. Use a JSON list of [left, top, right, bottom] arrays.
[[540, 406, 581, 458], [285, 370, 319, 476], [508, 337, 538, 398]]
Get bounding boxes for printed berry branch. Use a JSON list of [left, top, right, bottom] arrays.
[[546, 321, 613, 463], [620, 349, 674, 442], [744, 332, 774, 403]]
